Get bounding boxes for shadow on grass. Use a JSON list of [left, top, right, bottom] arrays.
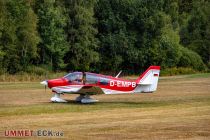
[[54, 99, 169, 106], [57, 99, 173, 109]]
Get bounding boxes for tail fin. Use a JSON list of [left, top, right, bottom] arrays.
[[136, 66, 160, 92]]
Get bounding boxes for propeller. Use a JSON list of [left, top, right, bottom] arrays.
[[41, 73, 48, 93], [40, 80, 48, 93], [45, 84, 46, 93]]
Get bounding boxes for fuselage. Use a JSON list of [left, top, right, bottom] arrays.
[[47, 72, 137, 93], [41, 66, 160, 103]]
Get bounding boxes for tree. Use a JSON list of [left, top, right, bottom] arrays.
[[0, 0, 209, 74], [0, 0, 39, 74], [95, 0, 144, 72], [179, 0, 210, 66], [0, 0, 7, 73], [64, 0, 99, 71], [36, 0, 68, 71]]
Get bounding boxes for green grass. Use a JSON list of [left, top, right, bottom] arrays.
[[0, 82, 42, 89], [1, 97, 210, 117], [0, 72, 66, 82], [0, 74, 210, 139], [0, 72, 210, 117], [187, 73, 210, 78]]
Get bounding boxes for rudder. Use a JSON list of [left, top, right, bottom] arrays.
[[136, 66, 160, 92]]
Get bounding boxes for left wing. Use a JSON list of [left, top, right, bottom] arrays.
[[52, 85, 104, 95]]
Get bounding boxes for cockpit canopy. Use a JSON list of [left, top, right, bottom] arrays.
[[64, 72, 83, 83], [64, 72, 109, 85]]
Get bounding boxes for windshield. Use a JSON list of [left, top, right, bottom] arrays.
[[64, 72, 83, 84]]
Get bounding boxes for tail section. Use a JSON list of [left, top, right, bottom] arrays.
[[135, 66, 160, 92]]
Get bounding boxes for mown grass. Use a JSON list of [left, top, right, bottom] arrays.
[[0, 73, 210, 117], [0, 82, 42, 89], [187, 72, 210, 78], [0, 73, 210, 139], [1, 96, 210, 117], [0, 72, 66, 82]]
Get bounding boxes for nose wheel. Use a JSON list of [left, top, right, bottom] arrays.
[[51, 93, 67, 103]]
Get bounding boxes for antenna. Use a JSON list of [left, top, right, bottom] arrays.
[[115, 70, 122, 78]]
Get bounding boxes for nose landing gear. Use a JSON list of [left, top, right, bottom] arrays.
[[51, 93, 67, 103]]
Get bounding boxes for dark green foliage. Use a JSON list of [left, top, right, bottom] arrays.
[[144, 11, 181, 69], [64, 0, 99, 71], [178, 47, 206, 71], [0, 0, 39, 74], [0, 0, 209, 74], [0, 0, 7, 73], [179, 0, 210, 65], [95, 0, 182, 72], [36, 0, 68, 71]]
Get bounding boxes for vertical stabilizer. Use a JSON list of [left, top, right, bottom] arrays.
[[135, 66, 160, 92]]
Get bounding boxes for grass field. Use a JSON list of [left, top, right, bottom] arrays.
[[0, 74, 210, 139]]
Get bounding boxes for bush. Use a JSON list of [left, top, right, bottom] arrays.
[[161, 67, 197, 76], [25, 66, 49, 76], [207, 62, 210, 69], [178, 47, 206, 71]]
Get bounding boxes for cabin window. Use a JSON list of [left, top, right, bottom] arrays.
[[99, 77, 109, 85], [86, 74, 99, 84]]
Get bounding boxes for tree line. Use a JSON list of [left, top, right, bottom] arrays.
[[0, 0, 209, 74]]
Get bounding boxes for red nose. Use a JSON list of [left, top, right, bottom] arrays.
[[47, 78, 68, 88]]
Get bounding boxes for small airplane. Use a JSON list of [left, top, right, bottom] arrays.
[[40, 66, 160, 103]]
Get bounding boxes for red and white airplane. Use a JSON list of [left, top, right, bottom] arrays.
[[40, 66, 160, 103]]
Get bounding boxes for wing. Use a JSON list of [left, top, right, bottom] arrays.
[[52, 85, 104, 95]]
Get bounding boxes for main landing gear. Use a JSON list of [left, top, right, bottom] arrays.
[[50, 93, 98, 103], [75, 94, 98, 103]]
